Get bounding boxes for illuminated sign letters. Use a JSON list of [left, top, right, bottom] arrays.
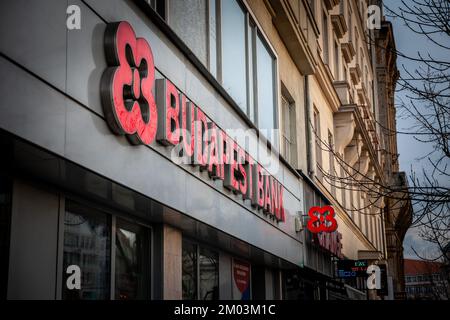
[[101, 21, 285, 222]]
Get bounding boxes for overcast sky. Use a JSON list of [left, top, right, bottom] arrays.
[[384, 0, 449, 260]]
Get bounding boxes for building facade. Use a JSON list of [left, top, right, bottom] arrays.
[[0, 0, 410, 300], [404, 259, 448, 300]]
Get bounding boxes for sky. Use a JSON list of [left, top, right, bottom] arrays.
[[384, 1, 449, 260]]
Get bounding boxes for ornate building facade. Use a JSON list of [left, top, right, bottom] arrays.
[[0, 0, 411, 300]]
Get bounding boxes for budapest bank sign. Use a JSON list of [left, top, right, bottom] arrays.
[[100, 22, 285, 222]]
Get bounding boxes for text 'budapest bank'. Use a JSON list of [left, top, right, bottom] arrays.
[[100, 21, 285, 222]]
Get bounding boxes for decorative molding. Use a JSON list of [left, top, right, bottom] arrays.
[[341, 42, 356, 64], [331, 14, 347, 38], [334, 110, 356, 155]]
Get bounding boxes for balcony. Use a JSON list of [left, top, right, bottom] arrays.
[[350, 64, 362, 84], [323, 0, 340, 10], [331, 14, 347, 38], [341, 42, 356, 63]]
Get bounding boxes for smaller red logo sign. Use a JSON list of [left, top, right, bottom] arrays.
[[307, 205, 337, 233], [233, 260, 250, 293]]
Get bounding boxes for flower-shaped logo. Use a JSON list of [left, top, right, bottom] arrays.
[[307, 205, 338, 233], [101, 21, 158, 145]]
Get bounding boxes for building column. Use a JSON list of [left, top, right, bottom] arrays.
[[163, 225, 182, 299]]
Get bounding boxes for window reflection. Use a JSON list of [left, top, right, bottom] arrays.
[[199, 247, 219, 300], [221, 0, 247, 111], [182, 241, 219, 300], [256, 35, 276, 137], [182, 241, 197, 300], [62, 202, 111, 300], [115, 219, 150, 300]]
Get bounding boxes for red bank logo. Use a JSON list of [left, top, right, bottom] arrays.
[[306, 205, 337, 233], [101, 21, 158, 145], [101, 21, 285, 222]]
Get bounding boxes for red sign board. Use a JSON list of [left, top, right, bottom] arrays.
[[101, 21, 285, 222], [233, 259, 251, 300]]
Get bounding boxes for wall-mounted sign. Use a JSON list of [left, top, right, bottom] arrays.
[[337, 260, 368, 278], [101, 21, 285, 222], [313, 231, 343, 259], [307, 206, 337, 233], [232, 259, 251, 300], [366, 264, 388, 295]]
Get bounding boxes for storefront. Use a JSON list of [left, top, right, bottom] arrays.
[[0, 0, 306, 300]]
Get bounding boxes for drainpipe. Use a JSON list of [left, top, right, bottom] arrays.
[[305, 75, 315, 178]]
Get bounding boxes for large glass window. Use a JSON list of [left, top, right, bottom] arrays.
[[62, 202, 111, 300], [164, 0, 279, 141], [221, 0, 247, 111], [221, 1, 278, 139], [62, 201, 151, 300], [182, 240, 219, 300], [256, 34, 276, 134], [168, 0, 208, 66], [115, 219, 151, 300]]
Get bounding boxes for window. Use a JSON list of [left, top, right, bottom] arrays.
[[256, 34, 277, 136], [62, 201, 151, 300], [322, 11, 329, 64], [349, 183, 354, 220], [165, 0, 278, 141], [308, 0, 315, 16], [115, 219, 151, 300], [62, 202, 111, 300], [182, 240, 219, 300], [199, 247, 219, 300], [0, 175, 12, 300], [221, 0, 247, 111], [313, 107, 323, 181], [364, 202, 369, 236], [370, 215, 375, 245], [348, 6, 353, 43], [328, 131, 336, 196], [168, 0, 208, 66], [221, 1, 277, 141], [360, 49, 364, 71], [340, 165, 346, 208], [146, 0, 166, 19], [182, 241, 198, 299], [334, 39, 340, 79], [281, 90, 297, 167], [364, 66, 368, 91]]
